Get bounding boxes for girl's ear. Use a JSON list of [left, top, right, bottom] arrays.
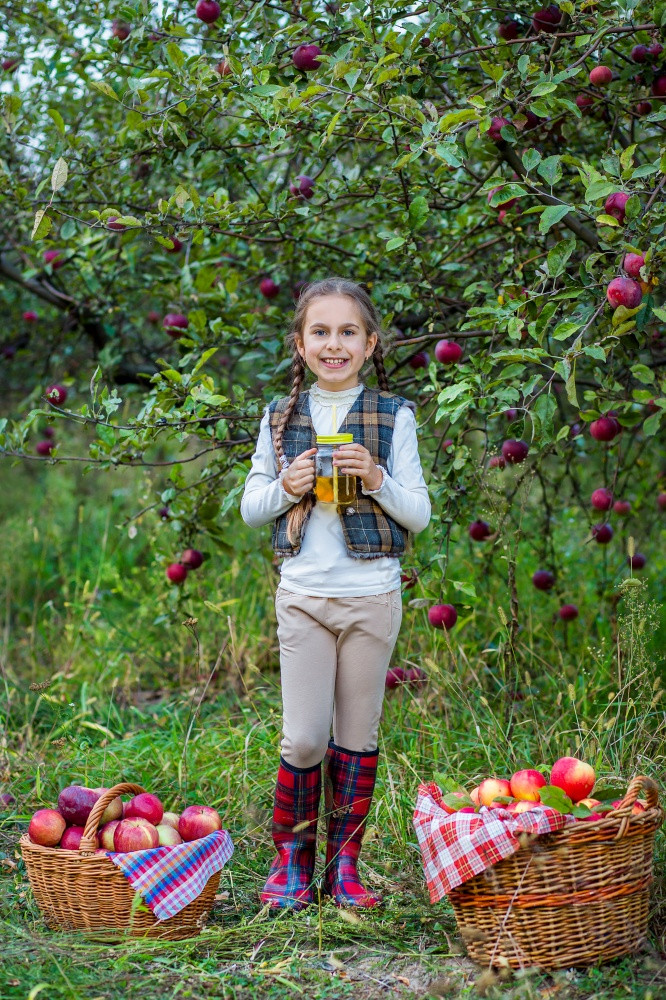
[[365, 331, 378, 358], [294, 333, 305, 359]]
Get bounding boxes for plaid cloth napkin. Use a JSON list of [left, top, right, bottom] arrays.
[[107, 828, 234, 921], [413, 782, 573, 903]]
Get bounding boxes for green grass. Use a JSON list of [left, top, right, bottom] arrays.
[[1, 451, 665, 999]]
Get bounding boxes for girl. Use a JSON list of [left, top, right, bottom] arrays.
[[241, 277, 430, 910]]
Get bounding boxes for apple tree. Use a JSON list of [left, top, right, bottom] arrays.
[[1, 0, 665, 617]]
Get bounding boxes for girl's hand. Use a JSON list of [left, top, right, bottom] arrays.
[[334, 444, 383, 492], [281, 447, 317, 498]]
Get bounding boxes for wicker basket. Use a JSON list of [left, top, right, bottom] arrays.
[[449, 775, 663, 970], [20, 782, 221, 940]]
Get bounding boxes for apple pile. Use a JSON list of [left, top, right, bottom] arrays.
[[440, 756, 648, 821], [26, 784, 222, 851]]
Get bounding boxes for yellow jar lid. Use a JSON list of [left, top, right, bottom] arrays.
[[316, 433, 353, 444]]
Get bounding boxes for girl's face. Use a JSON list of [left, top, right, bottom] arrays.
[[295, 294, 378, 392]]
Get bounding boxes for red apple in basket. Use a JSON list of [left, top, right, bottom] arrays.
[[99, 820, 122, 850], [57, 785, 101, 826], [550, 756, 595, 802], [611, 798, 646, 816], [28, 808, 66, 846], [510, 769, 547, 802], [478, 778, 512, 807], [441, 791, 471, 815], [114, 817, 159, 851], [178, 805, 222, 841], [469, 786, 481, 806], [124, 792, 163, 826], [506, 800, 534, 815], [156, 823, 183, 847], [94, 787, 123, 824], [162, 811, 181, 830], [61, 826, 98, 850]]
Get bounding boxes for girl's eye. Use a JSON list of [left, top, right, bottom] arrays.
[[343, 329, 356, 336]]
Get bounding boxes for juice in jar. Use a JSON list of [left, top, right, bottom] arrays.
[[315, 434, 356, 506]]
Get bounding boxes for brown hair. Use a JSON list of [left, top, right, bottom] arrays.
[[273, 277, 390, 545]]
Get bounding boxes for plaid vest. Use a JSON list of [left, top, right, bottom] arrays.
[[268, 388, 411, 559]]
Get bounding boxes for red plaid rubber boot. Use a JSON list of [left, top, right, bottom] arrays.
[[323, 741, 381, 908], [261, 756, 321, 911]]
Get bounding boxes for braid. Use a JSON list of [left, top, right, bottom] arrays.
[[272, 352, 314, 547], [372, 339, 390, 392], [272, 352, 305, 469]]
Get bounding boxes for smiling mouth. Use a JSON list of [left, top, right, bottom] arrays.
[[321, 358, 348, 366]]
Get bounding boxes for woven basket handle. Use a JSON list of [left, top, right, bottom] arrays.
[[611, 774, 659, 815], [79, 782, 146, 852]]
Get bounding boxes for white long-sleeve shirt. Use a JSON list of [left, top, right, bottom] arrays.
[[240, 383, 431, 597]]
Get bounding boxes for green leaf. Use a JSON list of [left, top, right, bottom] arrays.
[[539, 785, 574, 814], [90, 81, 119, 102], [47, 108, 65, 134], [165, 41, 185, 68], [552, 319, 582, 341], [51, 157, 68, 193], [585, 179, 617, 202], [643, 411, 662, 436], [479, 60, 503, 82], [385, 236, 406, 251], [522, 148, 541, 172], [437, 109, 478, 134], [537, 155, 562, 186], [441, 791, 475, 811], [531, 81, 558, 97], [31, 209, 52, 241], [408, 195, 429, 231], [538, 204, 570, 234], [546, 238, 576, 278], [612, 304, 642, 327]]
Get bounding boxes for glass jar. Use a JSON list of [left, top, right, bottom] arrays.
[[314, 433, 356, 506]]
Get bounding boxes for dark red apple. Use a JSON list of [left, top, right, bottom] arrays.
[[166, 563, 187, 584], [125, 793, 164, 826], [575, 95, 595, 110], [57, 785, 101, 826], [649, 42, 663, 59], [559, 603, 579, 621], [628, 552, 646, 569], [409, 351, 429, 369], [488, 455, 506, 469], [532, 570, 555, 591], [531, 5, 562, 32], [636, 100, 652, 115], [604, 192, 630, 223], [43, 249, 64, 269], [111, 20, 131, 41], [592, 523, 613, 544], [22, 310, 39, 322], [385, 667, 407, 689], [292, 44, 322, 71], [631, 45, 649, 63], [44, 383, 67, 405], [259, 277, 280, 299], [502, 439, 529, 464], [613, 500, 631, 515], [406, 666, 426, 686], [658, 492, 666, 510], [589, 416, 621, 442], [289, 175, 314, 199], [165, 236, 184, 253], [0, 792, 15, 809], [428, 604, 457, 629], [106, 216, 126, 232], [215, 60, 232, 76], [652, 75, 666, 96], [469, 519, 492, 541], [61, 826, 97, 850], [163, 313, 189, 337], [498, 19, 520, 40], [181, 548, 204, 569], [488, 116, 511, 142], [2, 58, 19, 71], [487, 186, 517, 210], [195, 0, 220, 23], [36, 440, 54, 456]]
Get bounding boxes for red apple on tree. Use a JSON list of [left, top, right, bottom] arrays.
[[623, 253, 645, 279], [111, 20, 131, 40], [498, 19, 520, 41], [409, 351, 429, 369], [215, 60, 232, 76], [427, 604, 457, 629], [559, 603, 579, 621], [502, 439, 529, 464], [589, 416, 620, 441], [613, 500, 631, 515], [165, 236, 184, 253], [591, 487, 613, 510], [166, 563, 187, 584], [469, 519, 492, 541], [607, 277, 642, 309], [635, 100, 652, 115], [604, 192, 630, 223], [259, 277, 280, 299], [36, 440, 54, 456], [575, 94, 595, 110], [657, 492, 666, 510], [181, 548, 204, 569], [628, 552, 646, 569], [531, 5, 562, 32], [631, 44, 650, 63], [292, 44, 322, 71], [45, 383, 67, 405], [652, 75, 666, 96], [589, 66, 612, 86], [163, 313, 189, 337], [532, 569, 554, 591], [488, 116, 511, 142], [488, 455, 506, 469], [2, 58, 20, 72], [289, 175, 315, 199], [434, 340, 463, 364], [179, 805, 222, 841], [28, 808, 66, 846], [22, 310, 39, 322], [592, 523, 613, 544], [43, 249, 64, 269], [195, 0, 221, 23]]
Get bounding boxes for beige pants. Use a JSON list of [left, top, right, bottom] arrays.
[[274, 587, 403, 769]]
